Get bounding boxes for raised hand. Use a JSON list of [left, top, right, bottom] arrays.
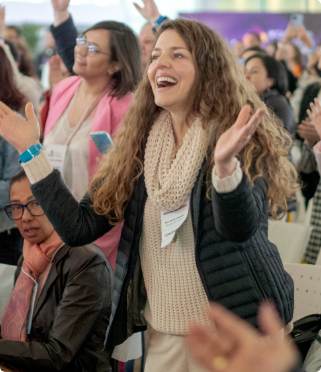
[[214, 105, 264, 178], [0, 4, 5, 38], [297, 25, 313, 49], [307, 98, 321, 142], [51, 0, 70, 26], [51, 0, 70, 11], [283, 22, 298, 42], [297, 117, 320, 147], [49, 55, 69, 93], [185, 302, 298, 372], [133, 0, 161, 25], [0, 102, 40, 154]]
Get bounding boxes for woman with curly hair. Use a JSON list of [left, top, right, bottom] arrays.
[[0, 19, 297, 371]]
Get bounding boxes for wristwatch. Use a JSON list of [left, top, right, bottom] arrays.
[[19, 144, 42, 163]]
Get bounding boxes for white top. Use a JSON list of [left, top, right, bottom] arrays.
[[43, 109, 93, 202]]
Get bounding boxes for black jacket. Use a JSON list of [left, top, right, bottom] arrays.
[[31, 164, 294, 350], [262, 89, 296, 142], [0, 243, 113, 372], [50, 16, 77, 75]]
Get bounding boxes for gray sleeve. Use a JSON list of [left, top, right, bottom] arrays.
[[298, 143, 317, 174], [0, 140, 21, 209]]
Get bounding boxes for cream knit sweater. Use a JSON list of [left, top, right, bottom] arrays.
[[140, 161, 242, 335]]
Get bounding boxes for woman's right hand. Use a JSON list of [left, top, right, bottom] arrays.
[[0, 102, 40, 154]]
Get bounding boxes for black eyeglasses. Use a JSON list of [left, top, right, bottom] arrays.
[[76, 34, 110, 57], [5, 200, 45, 220]]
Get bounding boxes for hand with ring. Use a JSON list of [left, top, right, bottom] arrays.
[[185, 302, 298, 372]]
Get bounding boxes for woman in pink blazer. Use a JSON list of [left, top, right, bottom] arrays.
[[43, 21, 141, 268]]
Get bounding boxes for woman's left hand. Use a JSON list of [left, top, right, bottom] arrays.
[[214, 105, 264, 178]]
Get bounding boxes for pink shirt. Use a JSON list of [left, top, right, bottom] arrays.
[[44, 76, 133, 269]]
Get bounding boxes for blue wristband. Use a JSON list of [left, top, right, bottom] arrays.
[[19, 144, 42, 163], [154, 15, 167, 26], [308, 46, 317, 54], [153, 15, 168, 33]]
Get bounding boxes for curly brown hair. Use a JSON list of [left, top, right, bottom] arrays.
[[89, 18, 298, 223]]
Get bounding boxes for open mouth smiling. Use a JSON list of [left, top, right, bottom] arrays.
[[156, 77, 178, 88]]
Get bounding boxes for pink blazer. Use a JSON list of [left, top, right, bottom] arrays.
[[45, 76, 133, 179], [44, 76, 133, 269]]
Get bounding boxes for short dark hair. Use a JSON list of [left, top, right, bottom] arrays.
[[9, 169, 28, 194], [242, 46, 267, 56], [245, 54, 288, 96], [249, 32, 261, 43], [85, 21, 142, 99]]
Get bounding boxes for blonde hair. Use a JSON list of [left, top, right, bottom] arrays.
[[89, 18, 298, 224]]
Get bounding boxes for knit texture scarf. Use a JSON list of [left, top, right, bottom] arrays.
[[1, 230, 63, 341], [144, 110, 208, 211]]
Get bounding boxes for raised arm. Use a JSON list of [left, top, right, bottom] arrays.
[[212, 105, 265, 242], [0, 101, 112, 246], [50, 0, 76, 74]]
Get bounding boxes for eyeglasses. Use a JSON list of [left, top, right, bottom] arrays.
[[5, 200, 45, 220], [76, 34, 110, 57]]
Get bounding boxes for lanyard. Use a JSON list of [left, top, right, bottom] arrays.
[[64, 87, 109, 147]]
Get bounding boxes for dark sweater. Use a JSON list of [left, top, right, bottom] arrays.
[[31, 164, 294, 351]]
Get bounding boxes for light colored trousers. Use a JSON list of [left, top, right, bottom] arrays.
[[144, 325, 209, 372]]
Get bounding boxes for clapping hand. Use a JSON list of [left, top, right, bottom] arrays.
[[307, 98, 321, 145], [214, 105, 264, 178], [185, 302, 298, 372], [133, 0, 161, 25], [0, 102, 40, 154], [297, 116, 320, 147]]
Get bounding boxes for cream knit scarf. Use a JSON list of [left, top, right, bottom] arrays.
[[144, 110, 208, 211]]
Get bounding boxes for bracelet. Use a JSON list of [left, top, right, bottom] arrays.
[[308, 45, 317, 54], [152, 15, 168, 33], [19, 144, 42, 163]]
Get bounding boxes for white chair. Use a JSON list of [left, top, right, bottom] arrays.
[[268, 220, 312, 263], [0, 264, 16, 320], [284, 263, 321, 322]]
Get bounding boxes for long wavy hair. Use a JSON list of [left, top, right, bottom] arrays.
[[89, 18, 298, 223]]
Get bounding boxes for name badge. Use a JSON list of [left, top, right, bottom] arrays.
[[46, 144, 68, 175], [161, 200, 190, 248]]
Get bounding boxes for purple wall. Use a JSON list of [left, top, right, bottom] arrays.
[[179, 12, 321, 45]]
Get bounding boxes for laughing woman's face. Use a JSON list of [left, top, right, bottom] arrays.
[[148, 30, 196, 114]]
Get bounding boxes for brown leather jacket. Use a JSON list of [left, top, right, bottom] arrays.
[[0, 243, 113, 372]]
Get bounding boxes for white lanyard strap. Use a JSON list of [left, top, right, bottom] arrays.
[[64, 86, 109, 147]]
